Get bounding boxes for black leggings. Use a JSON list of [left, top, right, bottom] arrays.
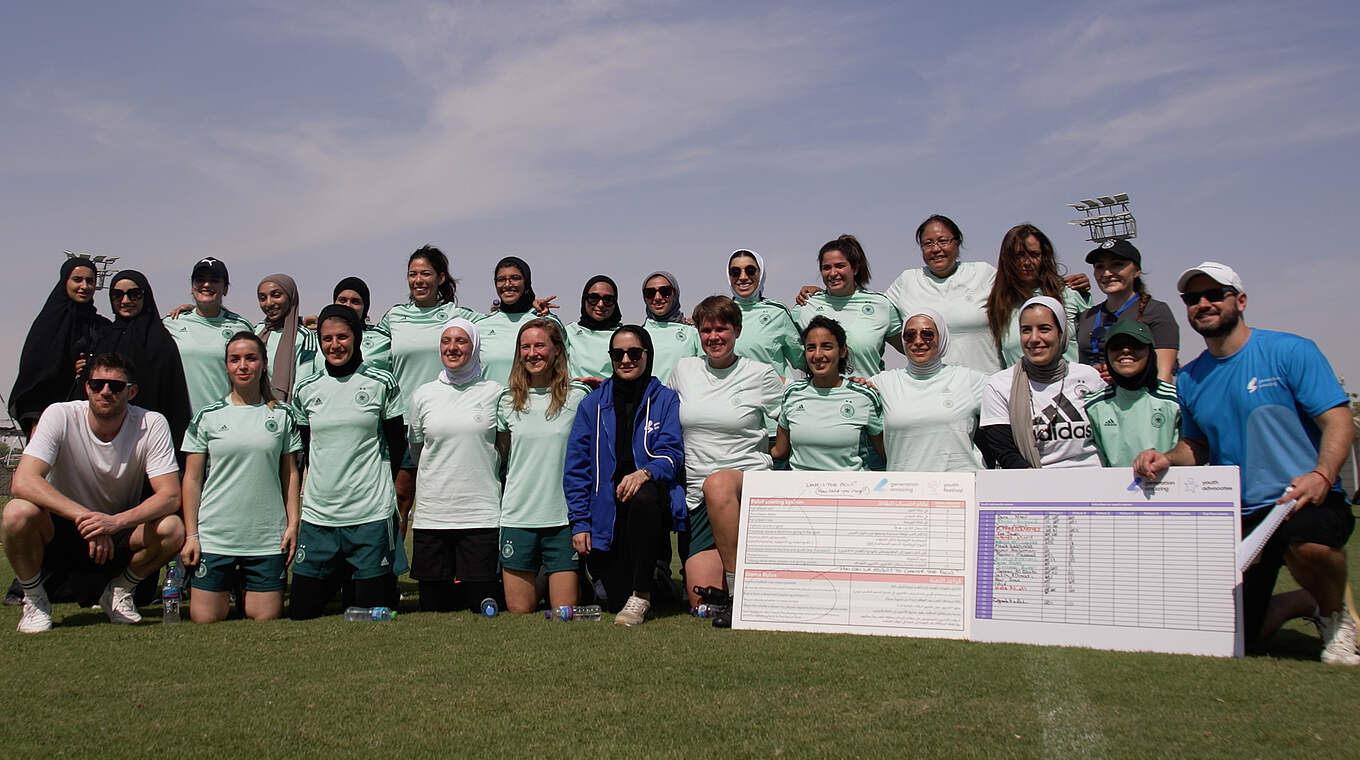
[[290, 573, 397, 620], [586, 480, 668, 613]]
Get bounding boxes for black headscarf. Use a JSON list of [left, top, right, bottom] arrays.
[[317, 304, 364, 378], [578, 275, 622, 331], [1104, 334, 1159, 392], [93, 270, 192, 445], [610, 325, 654, 481], [8, 258, 111, 430], [495, 257, 536, 314], [333, 276, 372, 324]]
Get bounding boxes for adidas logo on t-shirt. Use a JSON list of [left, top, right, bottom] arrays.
[[1032, 395, 1091, 442]]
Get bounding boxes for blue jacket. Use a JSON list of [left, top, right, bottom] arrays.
[[564, 377, 686, 551]]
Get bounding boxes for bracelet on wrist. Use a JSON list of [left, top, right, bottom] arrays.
[[1310, 469, 1331, 485]]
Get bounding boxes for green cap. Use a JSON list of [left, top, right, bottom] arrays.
[[1104, 319, 1154, 348]]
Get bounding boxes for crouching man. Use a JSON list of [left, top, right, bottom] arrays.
[[3, 353, 183, 633]]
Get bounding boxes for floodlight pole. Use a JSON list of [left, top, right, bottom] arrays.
[[64, 250, 121, 290]]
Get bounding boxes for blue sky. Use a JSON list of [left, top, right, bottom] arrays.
[[4, 0, 1359, 407]]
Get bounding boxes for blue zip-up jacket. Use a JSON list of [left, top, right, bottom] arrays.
[[564, 376, 686, 551]]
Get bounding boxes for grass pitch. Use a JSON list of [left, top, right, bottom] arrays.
[[1, 524, 1358, 758]]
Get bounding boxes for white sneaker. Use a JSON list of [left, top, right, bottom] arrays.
[[17, 589, 52, 633], [99, 579, 142, 624], [1316, 608, 1360, 666], [614, 595, 650, 627]]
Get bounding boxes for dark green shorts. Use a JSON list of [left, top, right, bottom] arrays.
[[191, 552, 288, 593], [294, 518, 398, 581], [684, 502, 717, 559], [499, 525, 578, 574]]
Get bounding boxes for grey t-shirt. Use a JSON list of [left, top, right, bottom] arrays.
[[1076, 296, 1180, 366]]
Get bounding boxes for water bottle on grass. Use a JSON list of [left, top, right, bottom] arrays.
[[344, 606, 397, 621], [544, 605, 602, 621], [162, 561, 182, 625]]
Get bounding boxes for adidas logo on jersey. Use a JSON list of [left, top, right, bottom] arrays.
[[1032, 395, 1091, 442], [1103, 419, 1117, 427]]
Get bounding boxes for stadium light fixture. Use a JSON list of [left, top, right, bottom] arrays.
[[1065, 192, 1136, 243]]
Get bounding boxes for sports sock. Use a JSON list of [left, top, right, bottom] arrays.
[[19, 574, 46, 596], [724, 571, 735, 595], [119, 569, 145, 588]]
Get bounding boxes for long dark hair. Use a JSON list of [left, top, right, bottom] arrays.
[[409, 245, 457, 305], [800, 315, 849, 375], [224, 331, 277, 407], [818, 234, 871, 288], [986, 224, 1065, 347]]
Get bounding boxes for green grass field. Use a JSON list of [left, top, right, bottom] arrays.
[[2, 516, 1358, 759]]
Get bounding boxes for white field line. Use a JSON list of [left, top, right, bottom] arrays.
[[1027, 648, 1111, 760]]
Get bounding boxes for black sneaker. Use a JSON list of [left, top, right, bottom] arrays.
[[692, 585, 731, 606], [711, 605, 732, 629]]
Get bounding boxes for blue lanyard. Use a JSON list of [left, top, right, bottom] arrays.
[[1090, 297, 1137, 356]]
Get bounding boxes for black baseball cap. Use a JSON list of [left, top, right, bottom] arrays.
[[1084, 239, 1141, 267], [191, 257, 229, 285]]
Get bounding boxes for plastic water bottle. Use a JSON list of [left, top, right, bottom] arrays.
[[162, 561, 182, 625], [480, 598, 499, 617], [692, 603, 723, 618], [544, 604, 603, 621], [344, 606, 397, 621]]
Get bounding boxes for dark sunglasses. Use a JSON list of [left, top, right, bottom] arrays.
[[729, 265, 759, 279], [585, 293, 616, 306], [643, 286, 674, 299], [87, 378, 129, 393], [1180, 287, 1236, 306], [112, 288, 144, 301], [902, 328, 937, 343], [609, 347, 647, 362]]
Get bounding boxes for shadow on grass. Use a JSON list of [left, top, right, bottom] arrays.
[[1261, 628, 1323, 662]]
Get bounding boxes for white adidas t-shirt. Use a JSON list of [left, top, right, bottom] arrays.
[[25, 401, 179, 514], [980, 364, 1103, 468]]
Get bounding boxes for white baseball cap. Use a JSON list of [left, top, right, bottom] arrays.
[[1176, 261, 1244, 293]]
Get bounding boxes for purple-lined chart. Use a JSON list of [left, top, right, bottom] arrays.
[[971, 468, 1243, 657]]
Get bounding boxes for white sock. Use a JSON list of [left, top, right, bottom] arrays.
[[724, 571, 736, 593]]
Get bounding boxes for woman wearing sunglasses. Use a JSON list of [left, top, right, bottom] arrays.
[[870, 309, 989, 472], [640, 272, 700, 383], [92, 271, 192, 448], [727, 250, 803, 379], [773, 316, 885, 471], [566, 275, 622, 382], [496, 319, 590, 614], [565, 325, 685, 626]]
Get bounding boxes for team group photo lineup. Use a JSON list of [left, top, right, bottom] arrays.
[[4, 212, 1357, 665]]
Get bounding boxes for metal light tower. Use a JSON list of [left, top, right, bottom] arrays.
[[64, 250, 121, 290], [1065, 192, 1136, 244]]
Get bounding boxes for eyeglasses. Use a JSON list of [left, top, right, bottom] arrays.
[[585, 293, 616, 306], [494, 275, 524, 286], [902, 328, 937, 343], [609, 347, 647, 362], [643, 286, 674, 299], [87, 378, 129, 393], [920, 238, 957, 251], [1180, 287, 1236, 306], [111, 288, 144, 301], [729, 265, 759, 279]]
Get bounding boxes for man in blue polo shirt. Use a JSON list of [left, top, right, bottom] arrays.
[[1134, 262, 1357, 664]]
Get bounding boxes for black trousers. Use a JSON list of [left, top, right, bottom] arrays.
[[586, 480, 668, 613]]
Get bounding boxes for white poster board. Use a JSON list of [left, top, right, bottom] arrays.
[[971, 467, 1243, 657], [733, 471, 974, 638]]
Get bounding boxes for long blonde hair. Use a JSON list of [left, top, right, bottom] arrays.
[[507, 318, 570, 418]]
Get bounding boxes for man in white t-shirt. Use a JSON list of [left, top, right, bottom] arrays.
[[2, 353, 184, 633]]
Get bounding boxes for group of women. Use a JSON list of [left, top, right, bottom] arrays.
[[9, 215, 1182, 626]]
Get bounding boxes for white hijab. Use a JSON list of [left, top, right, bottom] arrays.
[[903, 307, 950, 378], [437, 317, 483, 386], [728, 249, 767, 302]]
